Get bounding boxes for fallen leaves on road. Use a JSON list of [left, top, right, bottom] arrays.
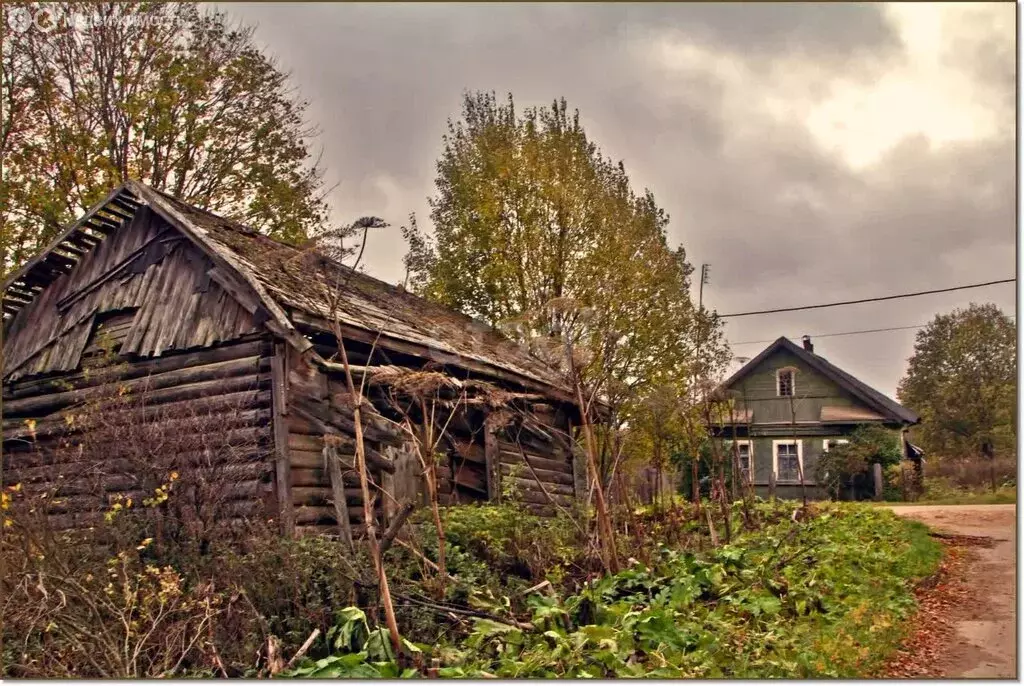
[[880, 537, 985, 678]]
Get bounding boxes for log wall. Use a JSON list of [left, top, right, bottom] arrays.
[[282, 349, 405, 538], [2, 337, 276, 533], [279, 345, 583, 536]]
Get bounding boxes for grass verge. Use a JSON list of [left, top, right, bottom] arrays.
[[285, 501, 943, 678]]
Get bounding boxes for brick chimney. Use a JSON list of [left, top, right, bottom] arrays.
[[802, 335, 814, 353]]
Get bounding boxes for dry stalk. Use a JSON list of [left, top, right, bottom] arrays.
[[332, 324, 402, 655]]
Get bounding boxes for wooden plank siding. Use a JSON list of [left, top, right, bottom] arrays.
[[728, 350, 855, 424], [3, 207, 257, 382], [719, 344, 910, 500]]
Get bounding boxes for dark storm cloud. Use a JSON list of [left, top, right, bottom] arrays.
[[218, 2, 1015, 397]]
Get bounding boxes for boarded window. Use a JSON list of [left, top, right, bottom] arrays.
[[82, 309, 137, 360]]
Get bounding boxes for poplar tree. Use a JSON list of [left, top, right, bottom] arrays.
[[405, 92, 729, 478]]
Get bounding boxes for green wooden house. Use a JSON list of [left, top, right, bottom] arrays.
[[711, 336, 919, 499]]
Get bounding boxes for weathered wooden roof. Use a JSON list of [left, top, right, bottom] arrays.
[[719, 336, 919, 425], [3, 181, 571, 398]]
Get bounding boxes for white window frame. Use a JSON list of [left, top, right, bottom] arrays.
[[731, 439, 753, 483], [772, 439, 804, 483], [776, 367, 797, 397], [822, 438, 850, 452]]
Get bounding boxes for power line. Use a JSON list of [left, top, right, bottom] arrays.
[[729, 316, 1017, 347], [730, 324, 930, 347], [718, 278, 1015, 319]]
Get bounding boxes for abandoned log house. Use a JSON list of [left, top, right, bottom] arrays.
[[1, 181, 586, 540]]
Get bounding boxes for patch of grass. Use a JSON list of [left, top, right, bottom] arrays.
[[881, 485, 1017, 507], [894, 519, 945, 579], [286, 501, 944, 679]]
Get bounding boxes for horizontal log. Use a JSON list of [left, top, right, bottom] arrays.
[[514, 490, 575, 507], [40, 511, 104, 532], [5, 404, 271, 442], [3, 355, 265, 417], [42, 475, 270, 508], [3, 427, 272, 469], [4, 338, 269, 400], [294, 505, 366, 525], [498, 449, 572, 476], [287, 412, 396, 444], [524, 504, 557, 518], [498, 428, 569, 454], [292, 486, 365, 506], [499, 463, 574, 487], [287, 436, 389, 476], [289, 403, 396, 474], [41, 493, 104, 514], [503, 476, 575, 498], [2, 438, 274, 475], [287, 431, 375, 457], [53, 477, 272, 501], [295, 524, 370, 540], [291, 466, 328, 487], [287, 448, 329, 469], [3, 388, 270, 441], [288, 433, 325, 453]]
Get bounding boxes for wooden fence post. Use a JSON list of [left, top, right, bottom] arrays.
[[768, 470, 777, 501], [484, 413, 501, 502], [872, 462, 884, 501], [270, 343, 295, 537]]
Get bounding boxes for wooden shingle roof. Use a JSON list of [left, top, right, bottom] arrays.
[[3, 181, 572, 399]]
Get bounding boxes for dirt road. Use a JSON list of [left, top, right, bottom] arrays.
[[888, 504, 1016, 679]]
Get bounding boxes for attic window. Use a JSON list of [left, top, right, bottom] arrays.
[[777, 368, 796, 397]]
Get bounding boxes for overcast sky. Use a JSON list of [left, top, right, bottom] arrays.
[[221, 2, 1016, 399]]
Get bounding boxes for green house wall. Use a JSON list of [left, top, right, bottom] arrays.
[[718, 347, 906, 499]]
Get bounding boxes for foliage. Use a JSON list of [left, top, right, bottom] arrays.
[[281, 502, 941, 679], [912, 477, 1016, 505], [0, 1, 331, 274], [438, 502, 587, 587], [4, 474, 943, 680], [403, 91, 730, 478], [1, 484, 224, 677], [816, 426, 904, 499], [897, 303, 1016, 461], [281, 608, 421, 678]]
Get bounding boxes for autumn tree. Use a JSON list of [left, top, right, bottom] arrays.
[[815, 425, 903, 500], [404, 92, 729, 481], [0, 2, 331, 274], [897, 303, 1016, 461]]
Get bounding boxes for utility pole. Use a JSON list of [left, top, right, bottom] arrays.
[[691, 263, 711, 508], [699, 263, 710, 311]]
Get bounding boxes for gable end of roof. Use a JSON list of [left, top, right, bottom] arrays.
[[719, 337, 919, 425]]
